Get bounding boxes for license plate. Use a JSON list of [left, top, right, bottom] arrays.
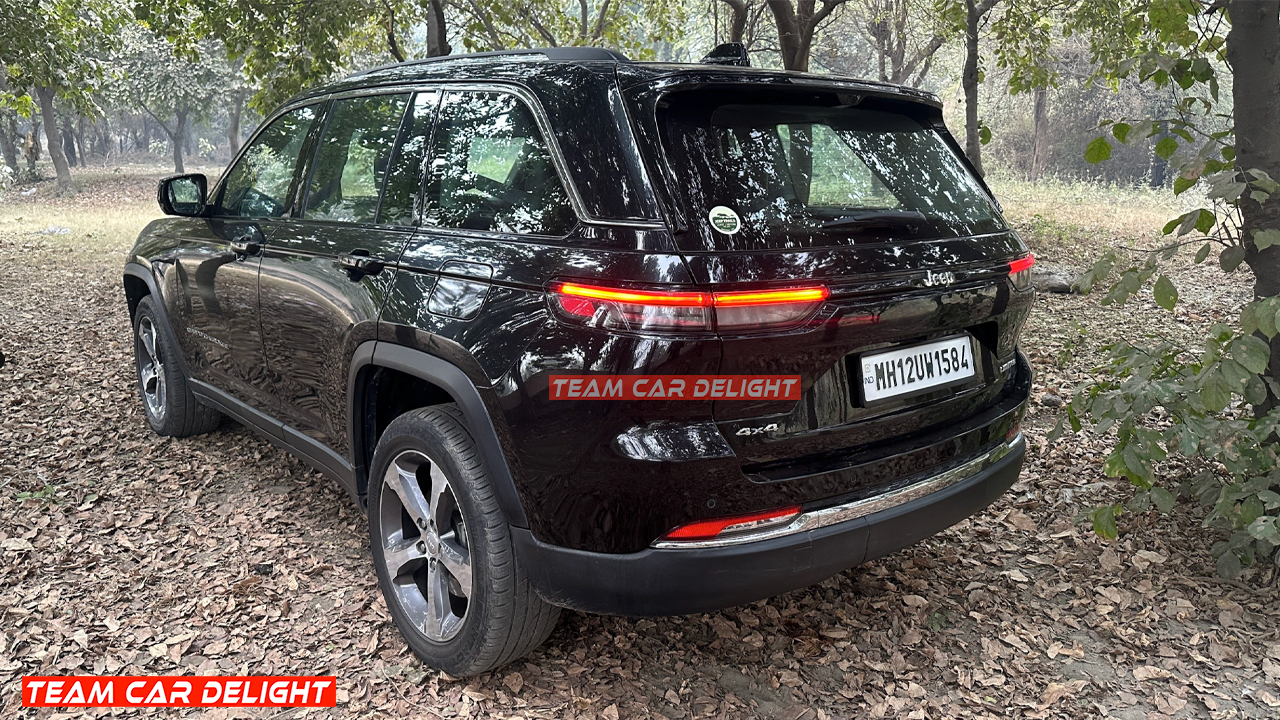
[[859, 336, 975, 403]]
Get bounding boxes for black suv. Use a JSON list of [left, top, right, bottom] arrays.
[[124, 46, 1033, 676]]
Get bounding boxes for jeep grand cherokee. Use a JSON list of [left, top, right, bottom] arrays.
[[123, 45, 1033, 676]]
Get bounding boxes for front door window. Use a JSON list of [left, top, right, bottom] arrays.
[[219, 105, 318, 218]]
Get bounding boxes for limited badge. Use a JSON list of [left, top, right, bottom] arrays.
[[708, 206, 742, 235]]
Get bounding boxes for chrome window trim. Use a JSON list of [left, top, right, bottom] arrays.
[[650, 433, 1024, 550], [329, 82, 665, 230], [211, 82, 666, 230]]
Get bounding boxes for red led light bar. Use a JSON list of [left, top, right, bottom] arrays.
[[1008, 255, 1035, 274], [712, 287, 830, 307], [552, 282, 709, 307], [552, 282, 828, 308]]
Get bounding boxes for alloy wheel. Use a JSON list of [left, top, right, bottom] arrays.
[[137, 316, 167, 422], [378, 449, 473, 642]]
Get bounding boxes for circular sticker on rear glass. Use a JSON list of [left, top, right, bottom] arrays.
[[708, 206, 742, 235]]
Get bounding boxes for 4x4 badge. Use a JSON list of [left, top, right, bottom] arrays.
[[924, 269, 956, 287], [735, 423, 779, 436]]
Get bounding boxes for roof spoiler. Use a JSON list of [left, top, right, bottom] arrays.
[[700, 43, 750, 67]]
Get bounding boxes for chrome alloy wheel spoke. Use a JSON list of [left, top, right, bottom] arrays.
[[378, 449, 473, 643]]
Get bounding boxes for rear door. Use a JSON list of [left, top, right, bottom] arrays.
[[257, 91, 435, 459], [635, 85, 1034, 463], [163, 104, 320, 417]]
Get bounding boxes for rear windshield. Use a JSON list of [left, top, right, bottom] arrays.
[[657, 91, 1005, 251]]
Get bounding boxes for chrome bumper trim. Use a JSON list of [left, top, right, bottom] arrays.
[[651, 433, 1023, 550]]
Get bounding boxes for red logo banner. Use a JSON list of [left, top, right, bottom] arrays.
[[549, 375, 801, 400], [21, 676, 337, 708]]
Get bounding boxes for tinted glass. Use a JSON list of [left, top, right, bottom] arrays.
[[379, 91, 439, 226], [220, 105, 317, 218], [424, 91, 574, 236], [658, 93, 1005, 251], [304, 94, 410, 223]]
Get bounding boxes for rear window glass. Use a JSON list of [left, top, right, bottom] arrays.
[[657, 93, 1005, 251]]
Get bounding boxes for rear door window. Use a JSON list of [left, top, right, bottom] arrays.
[[379, 91, 440, 226], [423, 90, 575, 236], [657, 92, 1005, 251]]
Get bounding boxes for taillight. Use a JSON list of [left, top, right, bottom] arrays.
[[549, 282, 829, 334], [1009, 254, 1035, 290], [661, 505, 802, 542]]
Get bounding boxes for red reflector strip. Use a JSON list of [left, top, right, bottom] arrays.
[[663, 505, 802, 541], [1008, 255, 1035, 274], [712, 286, 829, 307], [552, 282, 708, 307]]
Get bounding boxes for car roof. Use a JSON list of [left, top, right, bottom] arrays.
[[291, 47, 940, 109]]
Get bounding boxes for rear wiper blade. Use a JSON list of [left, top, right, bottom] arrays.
[[817, 210, 929, 231]]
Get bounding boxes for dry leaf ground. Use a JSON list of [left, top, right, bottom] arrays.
[[2, 170, 1279, 719]]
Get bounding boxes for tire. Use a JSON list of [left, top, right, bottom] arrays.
[[132, 295, 222, 437], [368, 405, 560, 676]]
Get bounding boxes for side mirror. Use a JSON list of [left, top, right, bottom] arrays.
[[158, 174, 208, 217]]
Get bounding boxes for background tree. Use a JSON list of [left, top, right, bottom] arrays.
[[1027, 0, 1280, 578], [0, 0, 122, 189], [858, 0, 956, 84], [109, 27, 235, 173], [766, 0, 851, 71], [960, 0, 998, 174], [456, 0, 687, 57]]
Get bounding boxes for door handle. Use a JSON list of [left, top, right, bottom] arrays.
[[338, 252, 385, 276], [229, 237, 261, 255]]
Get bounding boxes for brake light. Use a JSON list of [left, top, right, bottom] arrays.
[[554, 283, 709, 307], [662, 505, 802, 541], [1009, 254, 1035, 290], [549, 282, 829, 333]]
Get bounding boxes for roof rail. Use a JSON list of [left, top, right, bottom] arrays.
[[347, 47, 630, 79]]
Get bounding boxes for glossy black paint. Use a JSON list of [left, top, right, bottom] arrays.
[[125, 52, 1033, 568]]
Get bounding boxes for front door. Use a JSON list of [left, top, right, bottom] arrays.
[[164, 104, 319, 416], [258, 91, 438, 458]]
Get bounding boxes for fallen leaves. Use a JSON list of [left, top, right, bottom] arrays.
[[1, 170, 1279, 720]]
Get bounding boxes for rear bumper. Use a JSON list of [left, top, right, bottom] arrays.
[[516, 434, 1025, 616]]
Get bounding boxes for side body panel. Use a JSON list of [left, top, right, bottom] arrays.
[[137, 217, 275, 416], [259, 220, 410, 456]]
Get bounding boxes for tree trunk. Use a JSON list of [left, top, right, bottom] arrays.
[[385, 1, 405, 62], [75, 116, 87, 165], [0, 115, 19, 173], [1029, 86, 1048, 181], [719, 0, 749, 42], [1150, 129, 1170, 188], [170, 109, 188, 173], [35, 87, 72, 189], [426, 0, 451, 57], [228, 89, 245, 156], [1227, 0, 1280, 411], [61, 115, 77, 167], [962, 0, 984, 176], [24, 115, 41, 175]]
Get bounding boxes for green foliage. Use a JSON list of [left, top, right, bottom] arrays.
[[107, 26, 234, 130], [458, 0, 686, 59], [1068, 237, 1280, 578], [1085, 136, 1112, 164], [0, 0, 124, 111], [1054, 0, 1280, 580], [138, 0, 687, 112]]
